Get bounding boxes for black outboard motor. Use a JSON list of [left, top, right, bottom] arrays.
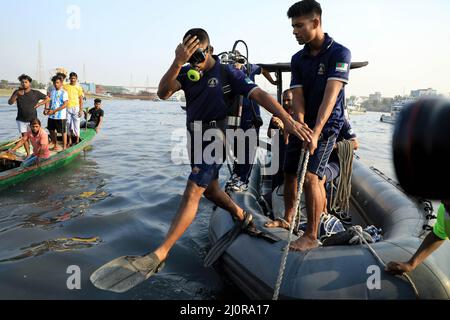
[[393, 98, 450, 199]]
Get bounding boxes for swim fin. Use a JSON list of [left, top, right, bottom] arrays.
[[90, 252, 165, 293], [204, 213, 252, 268], [245, 224, 281, 243]]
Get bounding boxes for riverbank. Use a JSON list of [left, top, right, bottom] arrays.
[[0, 89, 140, 101], [0, 88, 13, 97]]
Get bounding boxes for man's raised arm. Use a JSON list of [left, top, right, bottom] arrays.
[[158, 35, 200, 100]]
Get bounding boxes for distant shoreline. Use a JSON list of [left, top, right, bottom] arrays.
[[0, 88, 119, 101], [0, 89, 13, 97]]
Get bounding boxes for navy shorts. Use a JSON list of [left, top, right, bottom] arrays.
[[284, 133, 337, 180], [48, 118, 67, 134], [187, 127, 225, 189], [324, 161, 340, 183]]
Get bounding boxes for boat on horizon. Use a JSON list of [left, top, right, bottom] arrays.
[[380, 99, 415, 124]]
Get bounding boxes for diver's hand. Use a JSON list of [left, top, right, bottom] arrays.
[[385, 261, 414, 276], [16, 89, 25, 97], [174, 35, 200, 67], [283, 118, 312, 144], [306, 132, 320, 155]]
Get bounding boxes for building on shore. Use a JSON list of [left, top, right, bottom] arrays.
[[410, 88, 438, 98], [80, 82, 96, 94], [368, 92, 382, 103]]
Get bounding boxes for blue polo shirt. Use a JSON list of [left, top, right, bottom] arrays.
[[240, 64, 262, 122], [177, 56, 258, 124], [290, 33, 351, 137]]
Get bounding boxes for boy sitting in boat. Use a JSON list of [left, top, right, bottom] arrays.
[[81, 99, 104, 133], [8, 118, 50, 168]]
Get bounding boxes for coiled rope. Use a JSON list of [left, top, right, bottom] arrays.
[[331, 140, 354, 213]]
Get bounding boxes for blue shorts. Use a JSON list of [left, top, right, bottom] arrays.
[[187, 127, 225, 189], [324, 161, 340, 183], [284, 133, 337, 180]]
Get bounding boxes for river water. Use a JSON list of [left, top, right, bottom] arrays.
[[0, 98, 395, 300]]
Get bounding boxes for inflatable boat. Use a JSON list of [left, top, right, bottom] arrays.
[[209, 151, 450, 299]]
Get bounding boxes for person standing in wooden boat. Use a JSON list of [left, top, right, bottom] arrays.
[[7, 74, 50, 157], [64, 72, 84, 147], [43, 74, 69, 151]]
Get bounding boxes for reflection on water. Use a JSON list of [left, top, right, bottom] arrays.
[[0, 237, 102, 263], [0, 97, 395, 299]]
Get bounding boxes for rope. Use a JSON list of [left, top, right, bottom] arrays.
[[331, 140, 354, 213], [273, 149, 310, 300], [352, 226, 420, 300]]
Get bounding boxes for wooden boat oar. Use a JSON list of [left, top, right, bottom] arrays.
[[0, 152, 19, 162], [0, 138, 22, 152]]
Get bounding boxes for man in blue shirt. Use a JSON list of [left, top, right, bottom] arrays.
[[153, 28, 313, 268], [265, 0, 352, 252], [229, 54, 279, 192]]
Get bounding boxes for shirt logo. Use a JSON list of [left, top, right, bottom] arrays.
[[336, 63, 349, 73], [208, 78, 219, 88], [318, 63, 326, 75]]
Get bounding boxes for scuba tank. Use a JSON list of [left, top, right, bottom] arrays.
[[393, 98, 450, 199], [219, 63, 243, 129]]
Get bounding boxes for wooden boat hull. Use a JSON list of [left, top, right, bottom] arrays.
[[0, 129, 96, 189]]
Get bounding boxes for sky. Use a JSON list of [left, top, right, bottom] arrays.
[[1, 0, 450, 97]]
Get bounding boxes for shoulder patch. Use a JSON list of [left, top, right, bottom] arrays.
[[336, 63, 349, 73]]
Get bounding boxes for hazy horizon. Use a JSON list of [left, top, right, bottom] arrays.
[[1, 0, 449, 97]]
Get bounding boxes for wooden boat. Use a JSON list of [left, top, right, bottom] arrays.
[[0, 129, 96, 189]]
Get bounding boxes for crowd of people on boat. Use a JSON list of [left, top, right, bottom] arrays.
[[4, 72, 104, 167]]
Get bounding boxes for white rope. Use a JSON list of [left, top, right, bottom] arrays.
[[352, 226, 420, 299], [273, 150, 310, 300]]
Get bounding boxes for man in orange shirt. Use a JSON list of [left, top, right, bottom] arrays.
[[9, 118, 50, 168]]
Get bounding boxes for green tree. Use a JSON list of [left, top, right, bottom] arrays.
[[0, 80, 8, 89]]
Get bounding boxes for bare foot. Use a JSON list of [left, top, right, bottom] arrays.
[[289, 235, 320, 252], [265, 218, 290, 230]]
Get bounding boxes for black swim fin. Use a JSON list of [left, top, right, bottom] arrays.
[[204, 213, 252, 268]]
